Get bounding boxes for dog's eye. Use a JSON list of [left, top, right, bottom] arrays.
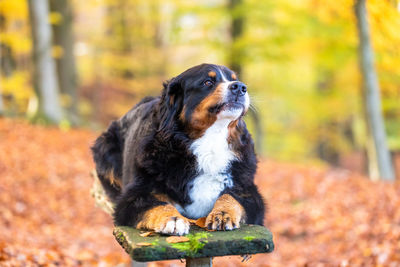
[[204, 80, 214, 87]]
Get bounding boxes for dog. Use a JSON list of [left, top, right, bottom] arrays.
[[91, 63, 265, 236]]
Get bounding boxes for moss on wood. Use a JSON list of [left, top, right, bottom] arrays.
[[113, 224, 274, 262]]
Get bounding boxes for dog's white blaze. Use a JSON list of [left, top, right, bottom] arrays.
[[217, 68, 228, 82], [176, 113, 242, 219]]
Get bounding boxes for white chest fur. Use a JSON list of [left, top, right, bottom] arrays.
[[175, 119, 237, 219]]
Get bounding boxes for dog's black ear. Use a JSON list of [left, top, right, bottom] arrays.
[[158, 78, 184, 132]]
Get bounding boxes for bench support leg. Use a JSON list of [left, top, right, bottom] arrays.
[[186, 257, 212, 267], [131, 260, 147, 267]]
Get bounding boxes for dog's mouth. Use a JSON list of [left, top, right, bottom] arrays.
[[208, 102, 245, 115]]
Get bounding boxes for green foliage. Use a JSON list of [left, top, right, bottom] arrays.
[[170, 232, 211, 257], [243, 236, 255, 241], [1, 0, 399, 162]]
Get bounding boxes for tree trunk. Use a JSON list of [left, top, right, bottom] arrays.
[[0, 88, 3, 115], [354, 0, 395, 181], [228, 0, 263, 154], [0, 15, 17, 115], [228, 0, 244, 76], [28, 0, 63, 123], [49, 0, 79, 125]]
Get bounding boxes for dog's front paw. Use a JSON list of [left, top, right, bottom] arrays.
[[205, 210, 241, 230], [137, 205, 190, 235], [155, 216, 190, 236], [205, 194, 245, 231]]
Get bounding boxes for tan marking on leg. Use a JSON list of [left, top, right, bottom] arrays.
[[179, 105, 187, 122], [107, 169, 122, 188], [205, 194, 245, 231], [137, 205, 190, 236], [153, 193, 172, 203]]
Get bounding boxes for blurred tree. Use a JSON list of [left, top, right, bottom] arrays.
[[355, 0, 395, 181], [0, 90, 3, 115], [1, 0, 399, 167], [49, 0, 79, 125], [228, 0, 262, 153], [0, 13, 15, 115], [28, 0, 63, 123], [87, 0, 169, 122], [0, 0, 33, 116], [0, 29, 15, 115]]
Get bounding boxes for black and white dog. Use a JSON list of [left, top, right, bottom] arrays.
[[92, 63, 265, 236]]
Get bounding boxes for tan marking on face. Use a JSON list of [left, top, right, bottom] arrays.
[[231, 73, 237, 80], [208, 71, 216, 78], [186, 83, 225, 138], [205, 194, 245, 230], [136, 204, 188, 230]]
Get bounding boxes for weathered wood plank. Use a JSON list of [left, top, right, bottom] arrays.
[[114, 224, 274, 262], [186, 257, 212, 267]]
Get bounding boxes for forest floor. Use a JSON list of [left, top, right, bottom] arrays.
[[1, 118, 400, 267]]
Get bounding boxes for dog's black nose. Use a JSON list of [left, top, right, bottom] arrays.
[[228, 82, 247, 96]]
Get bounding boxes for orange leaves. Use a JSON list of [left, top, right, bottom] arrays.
[[252, 160, 400, 267], [1, 118, 400, 266], [193, 217, 207, 228], [0, 119, 128, 266]]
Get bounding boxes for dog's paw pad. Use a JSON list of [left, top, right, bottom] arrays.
[[157, 217, 190, 236]]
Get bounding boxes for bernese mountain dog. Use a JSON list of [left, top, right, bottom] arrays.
[[92, 63, 265, 236]]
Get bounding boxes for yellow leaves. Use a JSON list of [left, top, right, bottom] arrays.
[[59, 119, 71, 131], [1, 72, 32, 98], [0, 72, 33, 115], [0, 32, 31, 54], [48, 11, 63, 25], [0, 0, 28, 20], [52, 45, 64, 58], [0, 0, 30, 55]]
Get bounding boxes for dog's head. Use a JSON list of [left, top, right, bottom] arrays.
[[159, 63, 250, 138]]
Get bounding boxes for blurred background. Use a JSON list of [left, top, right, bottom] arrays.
[[1, 0, 400, 172], [1, 0, 400, 266]]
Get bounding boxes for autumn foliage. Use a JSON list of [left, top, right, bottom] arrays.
[[1, 118, 400, 266]]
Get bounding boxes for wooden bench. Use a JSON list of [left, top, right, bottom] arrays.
[[91, 171, 274, 266]]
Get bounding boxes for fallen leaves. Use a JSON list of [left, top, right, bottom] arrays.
[[1, 118, 400, 266], [139, 232, 155, 237], [166, 236, 190, 243], [191, 217, 216, 231], [193, 217, 206, 228], [136, 242, 153, 247], [0, 119, 129, 266]]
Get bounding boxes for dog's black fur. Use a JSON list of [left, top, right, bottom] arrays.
[[92, 63, 265, 233]]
